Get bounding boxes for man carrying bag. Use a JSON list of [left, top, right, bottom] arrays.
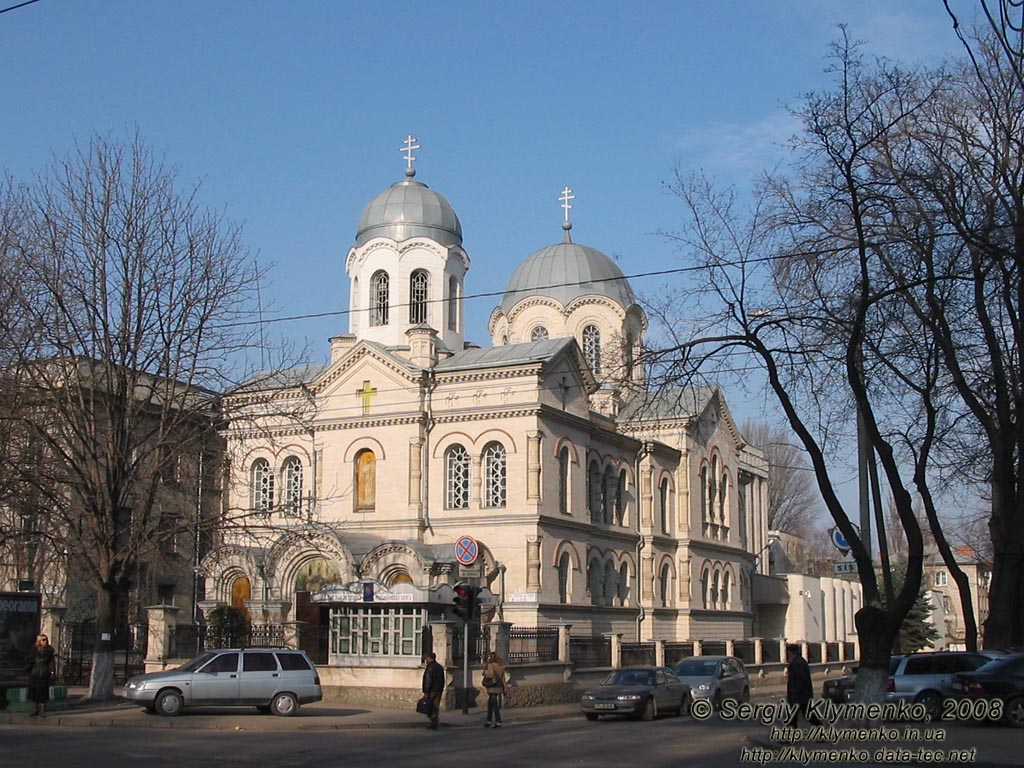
[[421, 652, 445, 730]]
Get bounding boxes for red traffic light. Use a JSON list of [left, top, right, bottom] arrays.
[[453, 582, 471, 621]]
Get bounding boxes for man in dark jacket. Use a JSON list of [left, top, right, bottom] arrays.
[[422, 652, 445, 729], [786, 644, 821, 727]]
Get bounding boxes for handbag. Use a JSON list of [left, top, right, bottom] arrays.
[[415, 696, 430, 715]]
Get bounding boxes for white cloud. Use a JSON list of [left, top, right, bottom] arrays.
[[668, 110, 802, 179]]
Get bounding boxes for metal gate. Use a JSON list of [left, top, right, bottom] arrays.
[[58, 621, 148, 686]]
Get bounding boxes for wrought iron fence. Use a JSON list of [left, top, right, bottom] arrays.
[[762, 641, 782, 664], [166, 623, 286, 658], [620, 641, 656, 667], [701, 640, 727, 656], [569, 635, 611, 668], [664, 641, 695, 667], [826, 642, 840, 662], [507, 626, 558, 664], [57, 621, 147, 686], [807, 643, 822, 663], [733, 640, 755, 663], [451, 623, 488, 663]]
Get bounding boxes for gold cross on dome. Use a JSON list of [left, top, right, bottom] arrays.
[[559, 186, 575, 223], [355, 380, 378, 415], [401, 134, 421, 172]]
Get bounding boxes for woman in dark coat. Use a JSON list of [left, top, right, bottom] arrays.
[[28, 633, 56, 717]]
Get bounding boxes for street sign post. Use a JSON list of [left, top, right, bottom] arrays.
[[832, 561, 858, 575]]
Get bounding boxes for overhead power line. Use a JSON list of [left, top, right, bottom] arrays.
[[0, 0, 43, 16]]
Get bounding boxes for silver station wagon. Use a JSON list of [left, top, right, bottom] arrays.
[[123, 649, 322, 717]]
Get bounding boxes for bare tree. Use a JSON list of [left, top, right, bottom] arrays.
[[741, 420, 822, 533], [0, 131, 271, 699]]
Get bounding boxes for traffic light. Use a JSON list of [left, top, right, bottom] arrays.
[[467, 585, 479, 623], [452, 582, 471, 621]]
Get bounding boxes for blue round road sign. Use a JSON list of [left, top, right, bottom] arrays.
[[830, 525, 858, 553], [455, 535, 479, 565]]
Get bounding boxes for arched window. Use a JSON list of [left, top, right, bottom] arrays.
[[445, 444, 470, 509], [557, 552, 571, 604], [587, 459, 601, 520], [409, 269, 429, 324], [558, 447, 570, 515], [711, 570, 721, 608], [283, 456, 303, 516], [483, 442, 507, 508], [615, 469, 626, 525], [251, 458, 273, 514], [618, 562, 630, 605], [719, 472, 729, 535], [587, 560, 600, 606], [701, 567, 710, 609], [531, 325, 549, 341], [448, 276, 459, 331], [722, 570, 732, 609], [659, 563, 671, 608], [659, 477, 670, 533], [370, 270, 389, 326], [500, 333, 508, 345], [624, 331, 635, 378], [354, 450, 376, 512], [604, 561, 617, 607], [582, 324, 602, 374], [603, 465, 615, 524]]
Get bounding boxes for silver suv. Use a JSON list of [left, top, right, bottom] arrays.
[[886, 651, 990, 720], [672, 655, 750, 707], [123, 648, 322, 717]]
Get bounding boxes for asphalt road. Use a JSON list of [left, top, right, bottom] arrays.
[[5, 712, 773, 768]]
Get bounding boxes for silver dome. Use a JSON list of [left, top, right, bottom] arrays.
[[500, 230, 635, 314], [355, 176, 462, 247]]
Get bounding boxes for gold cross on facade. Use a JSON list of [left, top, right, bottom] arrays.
[[356, 380, 378, 415]]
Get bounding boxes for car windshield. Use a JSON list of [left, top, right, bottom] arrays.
[[675, 659, 718, 676], [605, 670, 654, 687], [177, 652, 217, 672]]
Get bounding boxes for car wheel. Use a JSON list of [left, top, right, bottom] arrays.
[[270, 692, 298, 717], [741, 687, 750, 704], [640, 696, 657, 721], [155, 689, 183, 717], [679, 694, 691, 717], [256, 705, 271, 714], [585, 713, 599, 721], [915, 690, 943, 722], [1004, 696, 1024, 728]]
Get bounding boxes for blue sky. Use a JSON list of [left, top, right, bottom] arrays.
[[2, 1, 967, 411]]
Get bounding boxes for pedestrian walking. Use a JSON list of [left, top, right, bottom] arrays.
[[28, 634, 56, 718], [421, 652, 445, 730], [481, 651, 506, 727], [785, 644, 821, 727]]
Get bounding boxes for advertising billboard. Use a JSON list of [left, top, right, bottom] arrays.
[[0, 592, 42, 686]]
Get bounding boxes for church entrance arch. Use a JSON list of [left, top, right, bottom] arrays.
[[231, 576, 251, 621], [295, 558, 341, 664]]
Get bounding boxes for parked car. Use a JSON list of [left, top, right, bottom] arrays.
[[886, 651, 991, 720], [951, 652, 1024, 728], [123, 648, 322, 717], [580, 666, 691, 721], [823, 666, 857, 703], [672, 655, 749, 708]]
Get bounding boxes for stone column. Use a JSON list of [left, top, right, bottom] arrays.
[[526, 431, 542, 504], [653, 639, 665, 668], [642, 551, 655, 603], [526, 537, 542, 593], [604, 632, 623, 668], [692, 639, 702, 656], [428, 620, 455, 667], [725, 639, 735, 658], [485, 621, 512, 663], [754, 638, 764, 665], [409, 436, 424, 517], [145, 605, 182, 663], [640, 464, 654, 532], [778, 639, 788, 664], [556, 624, 573, 663], [470, 454, 482, 507]]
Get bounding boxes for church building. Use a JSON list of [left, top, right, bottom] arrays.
[[199, 139, 771, 671]]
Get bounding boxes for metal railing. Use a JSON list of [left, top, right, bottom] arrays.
[[569, 635, 611, 668], [620, 641, 656, 667], [508, 626, 559, 663]]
